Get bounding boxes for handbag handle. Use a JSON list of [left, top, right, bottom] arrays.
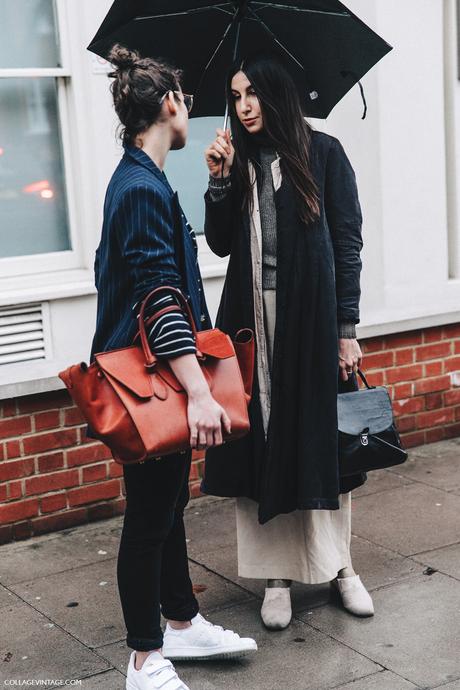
[[137, 286, 198, 369], [356, 368, 375, 390]]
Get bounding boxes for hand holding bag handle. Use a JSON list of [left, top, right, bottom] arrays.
[[338, 367, 408, 476]]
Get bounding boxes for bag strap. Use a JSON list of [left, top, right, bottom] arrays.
[[133, 305, 183, 345], [356, 368, 375, 390], [138, 286, 199, 369]]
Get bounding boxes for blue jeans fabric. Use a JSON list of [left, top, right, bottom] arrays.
[[117, 450, 199, 651]]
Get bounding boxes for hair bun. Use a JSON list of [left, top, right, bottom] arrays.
[[108, 44, 140, 70]]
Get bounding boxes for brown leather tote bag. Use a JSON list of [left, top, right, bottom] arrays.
[[58, 287, 254, 465]]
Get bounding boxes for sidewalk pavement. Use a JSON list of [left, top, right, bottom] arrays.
[[1, 438, 459, 690]]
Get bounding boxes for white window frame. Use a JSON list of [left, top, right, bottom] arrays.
[[0, 1, 87, 284]]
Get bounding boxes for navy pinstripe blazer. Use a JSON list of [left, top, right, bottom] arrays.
[[89, 145, 211, 363]]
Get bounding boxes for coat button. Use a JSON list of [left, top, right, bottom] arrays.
[[200, 314, 206, 323]]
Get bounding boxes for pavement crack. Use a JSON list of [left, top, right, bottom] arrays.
[[188, 555, 263, 600], [0, 582, 115, 671], [6, 556, 117, 589]]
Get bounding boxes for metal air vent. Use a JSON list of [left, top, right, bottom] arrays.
[[0, 303, 47, 365]]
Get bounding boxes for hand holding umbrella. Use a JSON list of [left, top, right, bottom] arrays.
[[205, 129, 235, 178]]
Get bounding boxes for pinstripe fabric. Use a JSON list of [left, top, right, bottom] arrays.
[[89, 145, 211, 363]]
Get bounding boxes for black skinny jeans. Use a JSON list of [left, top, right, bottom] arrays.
[[117, 450, 199, 651]]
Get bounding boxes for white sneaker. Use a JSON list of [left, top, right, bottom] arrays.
[[126, 650, 189, 690], [332, 574, 375, 617], [261, 587, 292, 630], [162, 613, 258, 661]]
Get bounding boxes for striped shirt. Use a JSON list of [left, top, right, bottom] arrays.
[[133, 290, 196, 359]]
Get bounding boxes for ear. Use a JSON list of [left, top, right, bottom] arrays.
[[165, 92, 179, 116]]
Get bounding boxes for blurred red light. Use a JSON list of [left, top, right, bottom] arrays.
[[23, 180, 51, 194]]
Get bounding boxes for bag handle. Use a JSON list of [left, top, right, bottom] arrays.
[[356, 368, 375, 390], [137, 286, 198, 369]]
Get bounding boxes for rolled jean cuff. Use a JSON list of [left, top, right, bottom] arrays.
[[126, 633, 164, 652], [161, 597, 199, 623]]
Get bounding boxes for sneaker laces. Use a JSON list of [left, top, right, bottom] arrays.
[[196, 614, 240, 643], [197, 615, 224, 632]]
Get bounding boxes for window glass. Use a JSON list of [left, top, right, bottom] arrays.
[[165, 117, 223, 235], [0, 0, 60, 69], [0, 78, 71, 258]]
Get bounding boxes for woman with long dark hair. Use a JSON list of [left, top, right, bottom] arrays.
[[90, 44, 256, 690], [203, 54, 374, 629]]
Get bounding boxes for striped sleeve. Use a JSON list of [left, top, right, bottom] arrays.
[[133, 290, 196, 359]]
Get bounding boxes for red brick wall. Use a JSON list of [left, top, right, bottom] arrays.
[[1, 321, 459, 546], [361, 323, 460, 445], [0, 388, 206, 545]]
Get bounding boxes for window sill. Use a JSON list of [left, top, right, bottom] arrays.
[[0, 269, 96, 307], [0, 359, 70, 400], [357, 309, 460, 339]]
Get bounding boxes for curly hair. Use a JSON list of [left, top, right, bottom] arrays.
[[107, 44, 183, 146]]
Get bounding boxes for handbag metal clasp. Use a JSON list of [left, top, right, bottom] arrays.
[[360, 428, 369, 446]]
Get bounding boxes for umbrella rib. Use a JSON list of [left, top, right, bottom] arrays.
[[133, 5, 235, 22], [247, 6, 305, 72], [251, 2, 350, 17], [195, 9, 239, 99]]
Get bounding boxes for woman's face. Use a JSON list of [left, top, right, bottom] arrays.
[[231, 71, 263, 134]]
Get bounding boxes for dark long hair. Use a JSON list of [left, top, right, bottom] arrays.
[[226, 54, 320, 225], [108, 44, 183, 147]]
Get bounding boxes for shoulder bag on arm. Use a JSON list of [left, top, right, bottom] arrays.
[[58, 287, 254, 465]]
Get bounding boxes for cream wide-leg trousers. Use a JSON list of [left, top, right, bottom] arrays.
[[236, 290, 352, 585]]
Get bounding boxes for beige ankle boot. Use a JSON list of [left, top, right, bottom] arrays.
[[261, 580, 292, 630], [332, 574, 374, 617]]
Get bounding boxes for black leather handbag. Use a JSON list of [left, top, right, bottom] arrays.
[[338, 369, 408, 476]]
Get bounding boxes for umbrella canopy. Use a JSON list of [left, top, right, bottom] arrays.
[[88, 0, 392, 119]]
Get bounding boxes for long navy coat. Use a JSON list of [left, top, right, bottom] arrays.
[[87, 145, 211, 441], [202, 131, 367, 524]]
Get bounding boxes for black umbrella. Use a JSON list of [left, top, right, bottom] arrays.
[[88, 1, 392, 120]]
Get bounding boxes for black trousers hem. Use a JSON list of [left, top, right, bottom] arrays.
[[126, 634, 164, 652], [161, 598, 200, 623]]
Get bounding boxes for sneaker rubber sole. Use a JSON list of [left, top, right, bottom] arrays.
[[163, 642, 258, 661]]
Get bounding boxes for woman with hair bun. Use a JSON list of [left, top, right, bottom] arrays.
[[89, 44, 257, 690]]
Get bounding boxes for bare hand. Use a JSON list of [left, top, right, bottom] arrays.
[[187, 391, 232, 450], [205, 128, 235, 178], [338, 338, 362, 382]]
